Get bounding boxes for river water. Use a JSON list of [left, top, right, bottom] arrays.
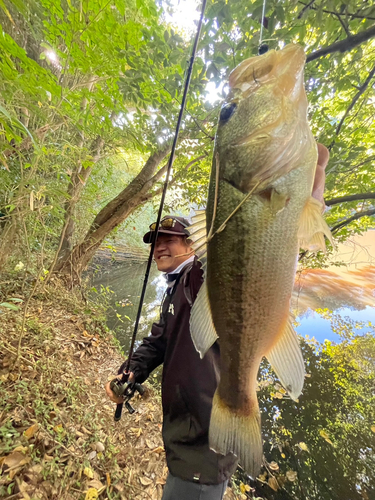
[[91, 231, 375, 351]]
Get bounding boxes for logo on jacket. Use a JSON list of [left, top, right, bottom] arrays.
[[168, 303, 175, 315]]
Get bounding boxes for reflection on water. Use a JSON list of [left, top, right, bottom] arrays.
[[293, 266, 375, 314], [292, 266, 375, 342], [91, 261, 165, 352], [293, 229, 375, 342], [91, 250, 375, 350]]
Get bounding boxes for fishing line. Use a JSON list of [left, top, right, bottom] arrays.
[[258, 0, 269, 55], [124, 0, 207, 373]]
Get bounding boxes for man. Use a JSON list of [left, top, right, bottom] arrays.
[[106, 146, 330, 500], [106, 215, 236, 500]]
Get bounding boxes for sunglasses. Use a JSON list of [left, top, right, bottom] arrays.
[[149, 217, 188, 231]]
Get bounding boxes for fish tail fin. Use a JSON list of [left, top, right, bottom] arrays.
[[298, 196, 333, 252], [209, 391, 262, 478]]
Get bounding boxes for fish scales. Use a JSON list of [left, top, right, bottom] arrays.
[[188, 43, 332, 476]]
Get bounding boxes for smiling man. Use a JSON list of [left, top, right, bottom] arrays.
[[106, 214, 237, 500]]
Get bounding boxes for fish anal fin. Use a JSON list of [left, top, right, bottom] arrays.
[[266, 316, 305, 400], [298, 196, 333, 252], [190, 281, 218, 358], [209, 391, 262, 478]]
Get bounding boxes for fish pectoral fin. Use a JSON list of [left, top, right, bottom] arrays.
[[266, 316, 304, 400], [298, 196, 333, 252], [209, 391, 262, 478], [190, 280, 218, 358], [258, 188, 289, 215], [187, 210, 207, 267]]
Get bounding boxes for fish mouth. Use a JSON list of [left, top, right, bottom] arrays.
[[228, 44, 306, 98]]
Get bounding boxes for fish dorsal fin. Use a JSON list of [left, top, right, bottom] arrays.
[[190, 280, 218, 358], [187, 210, 208, 268], [266, 315, 304, 401], [298, 196, 333, 252]]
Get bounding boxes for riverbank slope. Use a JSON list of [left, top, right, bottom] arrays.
[[0, 281, 240, 500]]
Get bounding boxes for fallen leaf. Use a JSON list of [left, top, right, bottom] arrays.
[[281, 453, 286, 459], [85, 488, 98, 500], [88, 450, 97, 460], [139, 476, 153, 486], [319, 430, 333, 445], [151, 446, 164, 454], [146, 439, 154, 449], [371, 425, 375, 433], [3, 451, 30, 471], [84, 466, 94, 479], [53, 423, 64, 433], [16, 478, 31, 500], [268, 477, 279, 491], [286, 470, 298, 482], [88, 479, 104, 490], [269, 461, 279, 471], [24, 423, 39, 439], [13, 446, 29, 453], [94, 441, 105, 452], [106, 472, 111, 486], [298, 442, 309, 452]]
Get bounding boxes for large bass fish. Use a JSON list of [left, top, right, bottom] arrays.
[[188, 44, 332, 476]]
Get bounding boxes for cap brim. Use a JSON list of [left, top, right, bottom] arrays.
[[143, 229, 187, 244]]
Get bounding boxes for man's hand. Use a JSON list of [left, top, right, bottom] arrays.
[[312, 143, 329, 207], [105, 372, 135, 404]]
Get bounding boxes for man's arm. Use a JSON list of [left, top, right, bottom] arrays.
[[124, 320, 167, 384]]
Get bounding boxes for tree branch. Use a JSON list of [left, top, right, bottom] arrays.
[[332, 13, 351, 37], [298, 2, 375, 21], [140, 154, 207, 203], [306, 24, 375, 63], [331, 208, 375, 233], [326, 192, 375, 206], [335, 64, 375, 136], [297, 0, 317, 19]]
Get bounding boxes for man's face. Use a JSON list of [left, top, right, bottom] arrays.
[[154, 234, 192, 273]]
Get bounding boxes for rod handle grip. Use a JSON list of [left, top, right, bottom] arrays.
[[114, 402, 123, 421]]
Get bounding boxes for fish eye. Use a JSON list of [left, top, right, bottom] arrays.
[[219, 102, 237, 123]]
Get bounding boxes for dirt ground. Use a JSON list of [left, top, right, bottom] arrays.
[[0, 282, 243, 500]]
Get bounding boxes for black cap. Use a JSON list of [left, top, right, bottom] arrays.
[[143, 215, 190, 244]]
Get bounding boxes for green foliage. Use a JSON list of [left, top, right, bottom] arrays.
[[253, 332, 375, 500], [0, 0, 374, 270]]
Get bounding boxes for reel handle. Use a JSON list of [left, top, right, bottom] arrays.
[[110, 374, 145, 421]]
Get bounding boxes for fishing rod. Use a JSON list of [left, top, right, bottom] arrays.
[[111, 0, 208, 421]]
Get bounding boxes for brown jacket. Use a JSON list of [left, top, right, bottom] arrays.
[[125, 257, 237, 484]]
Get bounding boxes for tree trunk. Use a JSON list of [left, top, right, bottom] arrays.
[[56, 135, 105, 261], [53, 145, 170, 280]]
